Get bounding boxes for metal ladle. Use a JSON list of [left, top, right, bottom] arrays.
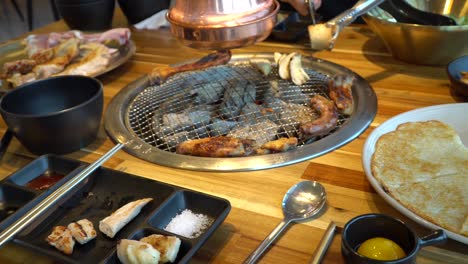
[[243, 180, 327, 264]]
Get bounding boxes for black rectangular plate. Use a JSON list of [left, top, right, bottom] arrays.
[[13, 158, 231, 264]]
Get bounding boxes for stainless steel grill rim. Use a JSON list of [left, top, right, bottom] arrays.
[[105, 53, 377, 171]]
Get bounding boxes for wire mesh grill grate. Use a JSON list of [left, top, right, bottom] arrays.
[[127, 62, 349, 153]]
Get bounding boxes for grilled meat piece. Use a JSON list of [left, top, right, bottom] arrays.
[[67, 219, 97, 245], [219, 80, 256, 119], [255, 137, 298, 155], [6, 72, 36, 87], [1, 59, 36, 78], [228, 120, 279, 148], [176, 136, 255, 157], [33, 38, 80, 79], [328, 74, 354, 115], [150, 50, 232, 85], [300, 95, 338, 138], [162, 127, 210, 150], [58, 42, 114, 76], [46, 226, 75, 255]]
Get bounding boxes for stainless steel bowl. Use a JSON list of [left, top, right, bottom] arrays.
[[167, 0, 279, 50], [363, 0, 468, 65]]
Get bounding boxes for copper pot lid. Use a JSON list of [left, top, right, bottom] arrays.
[[168, 0, 276, 27]]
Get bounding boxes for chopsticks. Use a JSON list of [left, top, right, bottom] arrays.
[[0, 143, 124, 247], [310, 221, 337, 264]]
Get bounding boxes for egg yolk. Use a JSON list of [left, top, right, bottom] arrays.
[[357, 237, 406, 260]]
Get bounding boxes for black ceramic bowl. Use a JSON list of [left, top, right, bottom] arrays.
[[447, 55, 468, 99], [0, 76, 103, 155], [341, 214, 447, 264], [55, 0, 115, 30], [118, 0, 170, 24]]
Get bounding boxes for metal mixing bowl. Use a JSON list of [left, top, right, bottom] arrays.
[[363, 0, 468, 65]]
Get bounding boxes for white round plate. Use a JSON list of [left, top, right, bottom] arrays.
[[362, 103, 468, 244]]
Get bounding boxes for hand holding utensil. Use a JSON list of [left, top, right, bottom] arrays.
[[243, 181, 327, 264]]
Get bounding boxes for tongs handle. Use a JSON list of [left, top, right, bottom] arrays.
[[0, 143, 124, 248], [328, 0, 385, 28]]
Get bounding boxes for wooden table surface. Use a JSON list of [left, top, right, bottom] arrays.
[[0, 9, 466, 264]]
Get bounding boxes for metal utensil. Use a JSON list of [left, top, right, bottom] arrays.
[[243, 181, 327, 264], [310, 221, 336, 264], [305, 0, 316, 25], [308, 0, 385, 50], [0, 143, 124, 248]]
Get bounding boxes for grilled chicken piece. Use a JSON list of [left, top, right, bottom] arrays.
[[328, 74, 354, 115], [46, 226, 75, 255], [6, 72, 36, 87], [58, 42, 113, 76], [117, 239, 160, 264], [140, 234, 181, 263], [290, 54, 310, 85], [176, 136, 255, 157], [255, 137, 298, 155], [149, 50, 232, 85], [300, 95, 338, 138], [24, 28, 131, 58], [33, 38, 80, 78], [99, 198, 153, 238], [67, 219, 97, 245], [1, 59, 36, 78]]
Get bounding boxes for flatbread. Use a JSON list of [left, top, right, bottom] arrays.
[[371, 120, 468, 236], [372, 120, 468, 189], [390, 174, 467, 236]]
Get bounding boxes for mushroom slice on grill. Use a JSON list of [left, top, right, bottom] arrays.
[[300, 95, 338, 138], [290, 54, 310, 86]]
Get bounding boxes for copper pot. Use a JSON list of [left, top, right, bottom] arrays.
[[167, 0, 279, 50]]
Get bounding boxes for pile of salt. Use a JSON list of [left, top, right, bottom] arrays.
[[164, 209, 213, 239]]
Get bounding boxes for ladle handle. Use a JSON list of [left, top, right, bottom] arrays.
[[243, 219, 292, 264], [328, 0, 385, 28]]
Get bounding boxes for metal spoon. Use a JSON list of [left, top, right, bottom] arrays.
[[243, 181, 327, 264]]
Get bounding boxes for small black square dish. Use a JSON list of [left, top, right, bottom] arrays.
[[12, 160, 231, 264], [0, 155, 83, 231]]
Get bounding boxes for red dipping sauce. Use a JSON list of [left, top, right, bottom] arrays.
[[26, 171, 64, 191]]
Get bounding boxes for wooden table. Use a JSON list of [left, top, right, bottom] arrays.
[[0, 9, 466, 264]]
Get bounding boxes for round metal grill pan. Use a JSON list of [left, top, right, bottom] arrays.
[[105, 53, 377, 171]]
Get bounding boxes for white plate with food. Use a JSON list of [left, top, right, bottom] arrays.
[[0, 28, 135, 90], [362, 103, 468, 244]]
